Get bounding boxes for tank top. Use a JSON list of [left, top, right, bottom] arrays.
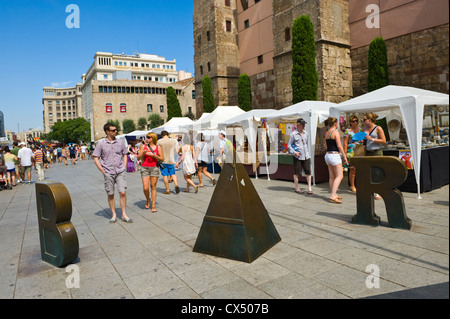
[[366, 125, 381, 151], [142, 144, 159, 167], [326, 129, 339, 152]]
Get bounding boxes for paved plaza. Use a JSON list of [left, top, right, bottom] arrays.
[[0, 159, 448, 300]]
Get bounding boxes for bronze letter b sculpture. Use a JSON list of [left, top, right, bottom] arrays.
[[35, 182, 79, 267]]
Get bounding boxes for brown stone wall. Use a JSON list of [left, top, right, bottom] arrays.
[[194, 0, 240, 115], [272, 0, 353, 108], [351, 24, 449, 97], [249, 70, 275, 109]]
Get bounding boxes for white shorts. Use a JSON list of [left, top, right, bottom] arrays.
[[325, 153, 342, 166]]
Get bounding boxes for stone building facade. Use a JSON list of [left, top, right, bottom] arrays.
[[193, 0, 241, 116], [349, 0, 449, 96], [85, 78, 195, 141], [193, 0, 448, 113], [193, 0, 353, 112], [42, 84, 83, 133], [272, 0, 353, 108]]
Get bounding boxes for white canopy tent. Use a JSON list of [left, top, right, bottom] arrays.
[[151, 117, 194, 135], [218, 109, 278, 178], [125, 130, 151, 140], [329, 85, 449, 198], [265, 101, 337, 184], [185, 106, 246, 131]]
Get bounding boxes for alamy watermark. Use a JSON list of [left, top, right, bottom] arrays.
[[66, 264, 80, 289], [365, 264, 380, 289], [366, 4, 380, 29], [66, 4, 80, 29]]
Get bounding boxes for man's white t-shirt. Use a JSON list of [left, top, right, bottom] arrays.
[[18, 147, 34, 166]]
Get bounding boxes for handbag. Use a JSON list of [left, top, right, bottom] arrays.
[[353, 143, 366, 157], [147, 145, 165, 169]]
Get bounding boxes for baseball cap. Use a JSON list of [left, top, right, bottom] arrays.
[[219, 130, 226, 137], [18, 142, 26, 146], [297, 118, 307, 125]]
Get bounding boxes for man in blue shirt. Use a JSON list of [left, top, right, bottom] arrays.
[[288, 118, 313, 195]]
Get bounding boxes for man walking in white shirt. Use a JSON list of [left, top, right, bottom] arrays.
[[17, 142, 34, 184]]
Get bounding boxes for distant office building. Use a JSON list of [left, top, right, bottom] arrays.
[[42, 84, 83, 133], [81, 52, 196, 141]]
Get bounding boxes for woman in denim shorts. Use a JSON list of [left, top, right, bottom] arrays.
[[138, 132, 164, 212]]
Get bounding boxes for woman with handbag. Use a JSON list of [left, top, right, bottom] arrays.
[[175, 135, 198, 193], [325, 117, 349, 204], [363, 112, 386, 200], [138, 132, 164, 212], [343, 115, 362, 192]]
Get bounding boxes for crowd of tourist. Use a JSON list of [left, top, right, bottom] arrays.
[[2, 114, 386, 220], [0, 141, 93, 190]]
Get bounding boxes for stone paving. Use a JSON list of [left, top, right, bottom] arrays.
[[0, 159, 448, 299]]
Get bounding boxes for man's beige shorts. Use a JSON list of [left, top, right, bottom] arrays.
[[104, 171, 127, 195]]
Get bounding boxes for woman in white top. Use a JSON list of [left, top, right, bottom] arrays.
[[194, 133, 216, 187], [175, 135, 198, 193]]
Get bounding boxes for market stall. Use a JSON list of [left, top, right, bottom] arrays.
[[180, 106, 245, 173], [151, 117, 194, 135], [265, 101, 337, 184], [218, 109, 278, 178], [329, 85, 449, 198]]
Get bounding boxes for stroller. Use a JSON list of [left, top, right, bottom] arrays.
[[0, 171, 6, 191]]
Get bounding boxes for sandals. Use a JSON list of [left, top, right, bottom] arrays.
[[122, 216, 133, 223], [295, 189, 313, 195], [329, 197, 343, 204], [109, 217, 117, 223], [163, 190, 171, 194], [151, 208, 157, 213], [212, 179, 216, 186], [350, 187, 357, 192]]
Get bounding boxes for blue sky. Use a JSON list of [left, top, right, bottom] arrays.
[[0, 0, 195, 132]]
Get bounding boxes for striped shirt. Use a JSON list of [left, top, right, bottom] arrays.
[[33, 150, 44, 164]]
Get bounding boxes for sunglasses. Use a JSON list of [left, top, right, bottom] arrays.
[[109, 129, 117, 132], [146, 136, 152, 139], [352, 120, 358, 123]]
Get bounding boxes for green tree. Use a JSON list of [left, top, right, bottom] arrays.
[[238, 73, 252, 111], [291, 15, 318, 103], [166, 86, 182, 121], [106, 119, 121, 133], [368, 37, 389, 92], [368, 37, 390, 141], [148, 113, 163, 129], [122, 119, 136, 134], [202, 76, 215, 113], [137, 117, 147, 130], [47, 117, 90, 144]]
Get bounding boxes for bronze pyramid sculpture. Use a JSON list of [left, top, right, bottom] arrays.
[[193, 158, 281, 263]]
